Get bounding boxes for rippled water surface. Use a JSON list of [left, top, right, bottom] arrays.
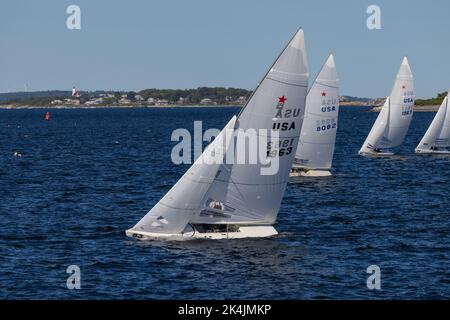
[[0, 106, 449, 299]]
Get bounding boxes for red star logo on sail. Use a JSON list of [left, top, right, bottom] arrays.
[[278, 96, 287, 103], [322, 91, 327, 97]]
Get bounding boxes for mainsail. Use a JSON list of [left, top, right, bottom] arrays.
[[359, 57, 414, 154], [190, 28, 309, 225], [416, 93, 450, 152], [293, 54, 339, 170], [130, 28, 309, 235]]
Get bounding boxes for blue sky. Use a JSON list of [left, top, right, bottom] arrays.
[[0, 0, 448, 98]]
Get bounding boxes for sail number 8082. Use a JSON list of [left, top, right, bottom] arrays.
[[316, 118, 337, 132]]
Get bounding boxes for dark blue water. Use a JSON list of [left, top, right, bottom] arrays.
[[0, 106, 449, 299]]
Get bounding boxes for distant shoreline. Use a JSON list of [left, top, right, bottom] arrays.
[[1, 88, 446, 111], [339, 102, 372, 107], [0, 104, 243, 109], [369, 105, 440, 112], [0, 103, 440, 111]]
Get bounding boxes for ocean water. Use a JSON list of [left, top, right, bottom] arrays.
[[0, 106, 449, 299]]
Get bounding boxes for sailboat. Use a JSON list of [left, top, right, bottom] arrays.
[[290, 54, 339, 178], [415, 91, 450, 154], [126, 28, 309, 240], [359, 57, 415, 156]]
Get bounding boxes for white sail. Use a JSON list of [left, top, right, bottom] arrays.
[[360, 96, 391, 152], [359, 57, 414, 154], [437, 94, 450, 146], [416, 94, 450, 152], [294, 54, 339, 170], [131, 116, 236, 234], [189, 28, 309, 225]]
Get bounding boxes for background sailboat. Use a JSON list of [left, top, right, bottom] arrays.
[[126, 28, 309, 240], [415, 91, 450, 154], [359, 57, 415, 156], [290, 53, 339, 178]]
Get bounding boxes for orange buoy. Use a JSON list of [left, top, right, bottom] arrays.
[[45, 111, 50, 121]]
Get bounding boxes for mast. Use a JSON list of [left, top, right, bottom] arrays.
[[384, 95, 390, 149]]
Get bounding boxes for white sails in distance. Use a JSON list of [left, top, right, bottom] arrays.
[[415, 91, 450, 154], [359, 57, 415, 156], [126, 28, 309, 240], [292, 54, 339, 177]]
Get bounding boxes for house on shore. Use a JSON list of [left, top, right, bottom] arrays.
[[200, 98, 216, 105], [155, 99, 169, 106]]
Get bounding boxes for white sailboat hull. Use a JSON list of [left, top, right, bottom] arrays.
[[358, 151, 395, 157], [289, 169, 332, 182], [125, 225, 278, 240], [415, 149, 450, 154]]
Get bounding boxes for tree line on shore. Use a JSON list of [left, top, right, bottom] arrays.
[[415, 91, 448, 106], [0, 87, 252, 106], [0, 87, 447, 107]]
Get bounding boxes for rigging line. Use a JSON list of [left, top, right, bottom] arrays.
[[314, 81, 338, 89], [305, 112, 339, 117]]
